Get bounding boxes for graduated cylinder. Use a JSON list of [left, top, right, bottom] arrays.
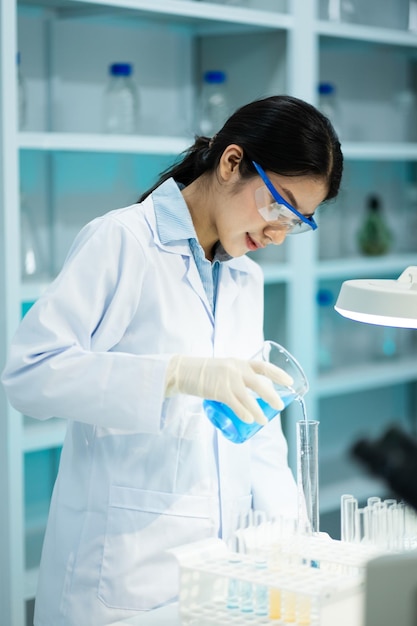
[[297, 419, 320, 534]]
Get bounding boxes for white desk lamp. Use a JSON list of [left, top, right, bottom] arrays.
[[335, 265, 417, 626], [335, 266, 417, 329]]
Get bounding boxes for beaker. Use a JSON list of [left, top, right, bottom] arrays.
[[297, 420, 319, 534], [203, 340, 309, 444]]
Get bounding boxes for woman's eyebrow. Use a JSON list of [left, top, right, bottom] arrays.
[[280, 186, 298, 210], [279, 186, 315, 219]]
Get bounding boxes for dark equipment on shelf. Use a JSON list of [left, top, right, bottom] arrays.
[[351, 425, 417, 513]]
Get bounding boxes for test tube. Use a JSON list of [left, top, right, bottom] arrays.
[[269, 588, 282, 620], [297, 420, 320, 534], [355, 507, 367, 543], [282, 589, 297, 623], [341, 494, 357, 543], [254, 567, 268, 616], [252, 510, 268, 617], [385, 499, 397, 550], [235, 511, 253, 613], [374, 501, 387, 548], [395, 502, 406, 550], [226, 516, 240, 610], [268, 516, 284, 620], [226, 555, 240, 610], [296, 593, 312, 626]]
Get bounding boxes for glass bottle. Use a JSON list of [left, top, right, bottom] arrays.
[[103, 62, 139, 134], [318, 82, 341, 138], [17, 52, 27, 130], [319, 0, 358, 23], [357, 194, 393, 256], [20, 191, 45, 281], [374, 326, 398, 361], [316, 288, 334, 372], [198, 70, 229, 136], [401, 185, 417, 252]]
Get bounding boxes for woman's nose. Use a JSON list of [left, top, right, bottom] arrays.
[[264, 225, 288, 245]]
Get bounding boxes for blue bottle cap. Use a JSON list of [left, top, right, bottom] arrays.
[[110, 63, 133, 76], [318, 82, 335, 95], [316, 289, 334, 306], [204, 70, 227, 84]]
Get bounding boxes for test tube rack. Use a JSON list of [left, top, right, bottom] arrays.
[[171, 533, 375, 626]]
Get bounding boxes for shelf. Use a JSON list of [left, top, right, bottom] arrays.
[[317, 253, 417, 280], [259, 262, 292, 285], [19, 132, 192, 155], [19, 0, 291, 35], [317, 18, 417, 47], [20, 135, 417, 161], [342, 142, 417, 161], [23, 418, 67, 452], [317, 356, 417, 398]]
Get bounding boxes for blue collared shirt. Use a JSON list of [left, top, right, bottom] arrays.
[[153, 179, 231, 314]]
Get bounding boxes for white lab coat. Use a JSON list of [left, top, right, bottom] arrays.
[[2, 179, 297, 626]]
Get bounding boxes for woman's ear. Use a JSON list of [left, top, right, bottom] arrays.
[[218, 144, 244, 180]]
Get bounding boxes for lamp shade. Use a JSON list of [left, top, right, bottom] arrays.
[[335, 266, 417, 329]]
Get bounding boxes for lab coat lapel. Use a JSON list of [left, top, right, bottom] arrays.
[[213, 263, 240, 354], [145, 200, 214, 323], [183, 253, 214, 324], [216, 263, 240, 312], [156, 240, 214, 324]]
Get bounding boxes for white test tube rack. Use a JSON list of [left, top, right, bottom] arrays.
[[171, 528, 370, 626], [171, 494, 417, 626]]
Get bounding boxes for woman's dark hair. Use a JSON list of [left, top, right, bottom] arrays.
[[138, 94, 343, 202]]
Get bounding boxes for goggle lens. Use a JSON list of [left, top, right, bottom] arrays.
[[255, 187, 312, 234]]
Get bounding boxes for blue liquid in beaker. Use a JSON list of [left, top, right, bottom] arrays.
[[203, 390, 296, 444]]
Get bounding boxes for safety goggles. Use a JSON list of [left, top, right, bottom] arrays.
[[252, 161, 318, 234]]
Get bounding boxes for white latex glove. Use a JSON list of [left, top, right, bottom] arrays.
[[165, 355, 293, 426]]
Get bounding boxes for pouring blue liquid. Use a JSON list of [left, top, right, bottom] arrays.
[[203, 388, 298, 444]]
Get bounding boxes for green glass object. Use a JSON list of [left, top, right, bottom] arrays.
[[357, 194, 393, 256]]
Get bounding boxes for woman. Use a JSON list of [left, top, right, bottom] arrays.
[[2, 95, 343, 626]]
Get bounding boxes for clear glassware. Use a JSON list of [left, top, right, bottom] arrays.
[[20, 192, 46, 281], [17, 52, 26, 130], [357, 194, 393, 256], [318, 82, 342, 138], [103, 62, 139, 134], [197, 70, 229, 136], [297, 419, 319, 534], [317, 288, 336, 371], [341, 494, 358, 542], [319, 0, 359, 23], [203, 340, 309, 444]]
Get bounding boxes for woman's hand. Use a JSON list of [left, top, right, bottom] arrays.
[[165, 355, 293, 425]]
